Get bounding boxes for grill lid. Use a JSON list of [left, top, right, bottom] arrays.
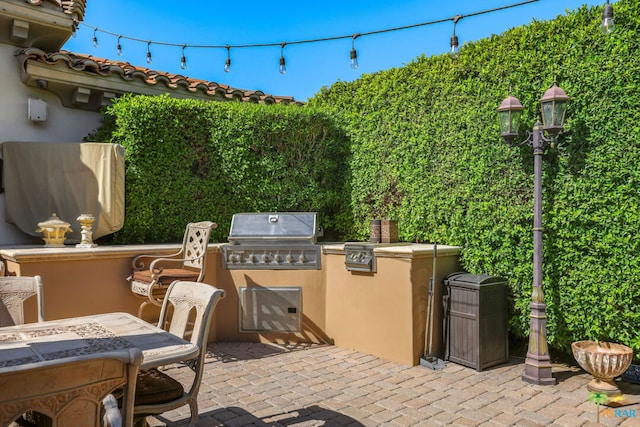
[[228, 212, 317, 245], [223, 212, 321, 270]]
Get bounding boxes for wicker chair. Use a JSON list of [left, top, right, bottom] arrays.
[[0, 275, 44, 327], [128, 221, 216, 318], [132, 281, 225, 427]]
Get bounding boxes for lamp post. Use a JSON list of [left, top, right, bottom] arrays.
[[498, 82, 570, 385]]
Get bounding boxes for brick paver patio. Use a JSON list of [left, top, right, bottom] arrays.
[[146, 342, 640, 427]]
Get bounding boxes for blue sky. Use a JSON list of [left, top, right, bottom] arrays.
[[63, 1, 610, 102]]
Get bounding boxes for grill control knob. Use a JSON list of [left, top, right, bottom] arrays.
[[248, 255, 256, 263], [286, 254, 294, 263], [262, 254, 270, 263], [274, 254, 282, 263], [299, 254, 306, 263]]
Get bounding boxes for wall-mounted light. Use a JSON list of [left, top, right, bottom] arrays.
[[180, 45, 187, 70], [146, 41, 152, 64], [601, 0, 615, 34], [350, 34, 360, 69], [279, 42, 287, 74], [224, 45, 231, 73]]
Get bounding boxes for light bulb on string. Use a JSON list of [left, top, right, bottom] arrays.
[[224, 45, 231, 73], [601, 0, 614, 34], [146, 41, 152, 64], [92, 28, 98, 48], [279, 42, 287, 74], [350, 34, 360, 69], [450, 15, 462, 57], [116, 35, 123, 56], [180, 45, 187, 70]]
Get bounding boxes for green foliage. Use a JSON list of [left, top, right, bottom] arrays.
[[89, 0, 640, 356], [90, 94, 351, 244], [308, 0, 640, 355]]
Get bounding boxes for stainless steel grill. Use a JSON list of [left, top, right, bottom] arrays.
[[222, 212, 321, 270]]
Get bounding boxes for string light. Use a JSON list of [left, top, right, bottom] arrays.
[[450, 15, 462, 57], [350, 34, 360, 69], [81, 1, 546, 73], [601, 0, 614, 34], [224, 45, 231, 73], [146, 41, 152, 64], [92, 28, 98, 47], [279, 42, 287, 74], [180, 45, 187, 70]]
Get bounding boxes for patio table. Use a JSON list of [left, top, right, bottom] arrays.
[[0, 312, 199, 425], [0, 312, 198, 370]]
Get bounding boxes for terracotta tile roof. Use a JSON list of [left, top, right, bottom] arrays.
[[18, 47, 301, 105], [27, 0, 86, 22]]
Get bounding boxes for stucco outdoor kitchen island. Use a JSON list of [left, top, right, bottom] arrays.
[[0, 242, 461, 366]]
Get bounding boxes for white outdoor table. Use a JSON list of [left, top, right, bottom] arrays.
[[0, 312, 198, 426], [0, 312, 199, 371]]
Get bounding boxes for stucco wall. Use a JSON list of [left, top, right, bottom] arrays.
[[0, 243, 462, 366], [0, 42, 103, 245]]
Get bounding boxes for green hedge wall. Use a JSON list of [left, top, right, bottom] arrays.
[[90, 95, 351, 244], [308, 0, 640, 354], [90, 0, 640, 355]]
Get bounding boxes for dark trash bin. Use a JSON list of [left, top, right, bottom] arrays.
[[444, 272, 509, 371]]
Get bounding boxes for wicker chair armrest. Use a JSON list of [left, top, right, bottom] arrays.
[[131, 251, 183, 270], [148, 257, 189, 276]]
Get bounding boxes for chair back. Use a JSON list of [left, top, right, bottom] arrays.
[[133, 282, 224, 426], [158, 280, 225, 347], [181, 221, 216, 280], [158, 281, 225, 394], [0, 275, 44, 326]]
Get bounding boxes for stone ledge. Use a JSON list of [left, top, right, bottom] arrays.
[[0, 243, 223, 263]]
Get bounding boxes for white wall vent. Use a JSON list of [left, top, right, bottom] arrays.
[[239, 286, 302, 332]]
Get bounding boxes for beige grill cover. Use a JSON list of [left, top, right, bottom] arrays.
[[2, 142, 125, 242]]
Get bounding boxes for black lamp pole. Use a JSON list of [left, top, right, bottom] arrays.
[[498, 82, 570, 385]]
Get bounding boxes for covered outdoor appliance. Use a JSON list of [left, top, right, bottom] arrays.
[[222, 212, 321, 270]]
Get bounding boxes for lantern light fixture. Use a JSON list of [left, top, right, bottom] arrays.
[[539, 81, 570, 137], [497, 91, 524, 145]]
